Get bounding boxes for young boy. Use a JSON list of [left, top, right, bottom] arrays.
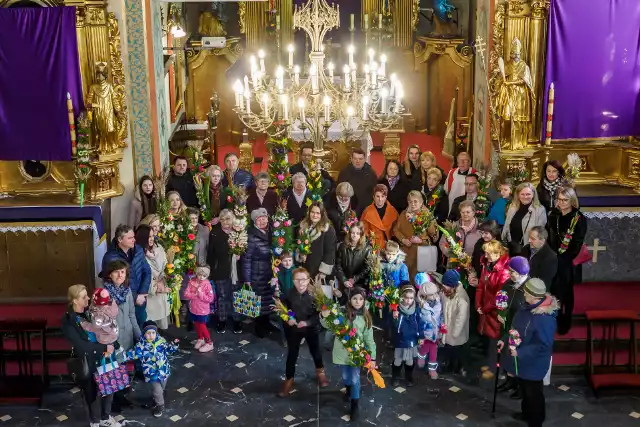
[[381, 241, 410, 288], [438, 270, 470, 376], [125, 321, 179, 417], [487, 180, 512, 226], [275, 251, 295, 298]]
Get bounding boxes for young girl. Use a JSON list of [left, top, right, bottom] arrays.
[[321, 287, 376, 422], [392, 284, 426, 387], [125, 321, 179, 418], [80, 288, 120, 347], [278, 268, 328, 397], [439, 270, 470, 375], [183, 265, 215, 352], [415, 273, 442, 379]]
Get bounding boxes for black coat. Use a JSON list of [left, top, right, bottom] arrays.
[[337, 163, 378, 217], [522, 243, 558, 292], [448, 194, 467, 222], [401, 160, 419, 182], [246, 188, 278, 218], [222, 168, 254, 190], [411, 166, 447, 190], [166, 171, 198, 207], [325, 192, 359, 242], [282, 289, 320, 332], [207, 224, 234, 281], [423, 186, 449, 224], [285, 189, 313, 227], [547, 208, 587, 292], [61, 310, 108, 376], [499, 279, 527, 333], [378, 177, 411, 214], [241, 227, 274, 315], [290, 162, 335, 194], [536, 182, 556, 213], [297, 222, 337, 278], [335, 243, 372, 290]]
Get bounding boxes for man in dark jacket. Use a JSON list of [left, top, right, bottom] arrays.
[[522, 226, 557, 291], [499, 278, 558, 427], [290, 145, 335, 194], [221, 152, 254, 190], [101, 224, 152, 326], [448, 174, 481, 221], [337, 148, 377, 217], [166, 156, 198, 207]]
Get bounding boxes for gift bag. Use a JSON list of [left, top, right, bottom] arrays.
[[417, 245, 438, 273], [233, 283, 261, 318], [93, 357, 130, 397], [319, 277, 333, 300]]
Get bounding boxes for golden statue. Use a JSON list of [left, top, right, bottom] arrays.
[[86, 62, 124, 154], [198, 11, 226, 37], [495, 37, 534, 151]]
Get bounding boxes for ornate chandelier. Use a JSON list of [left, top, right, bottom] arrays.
[[231, 0, 404, 159]]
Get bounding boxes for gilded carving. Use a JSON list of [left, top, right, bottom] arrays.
[[412, 0, 420, 30], [107, 12, 128, 149], [508, 0, 525, 14], [434, 43, 446, 54], [531, 0, 550, 19], [382, 133, 402, 162], [631, 159, 640, 179], [530, 157, 540, 182], [238, 2, 246, 34], [86, 62, 126, 154], [86, 7, 105, 25], [239, 140, 253, 172], [488, 2, 506, 143], [198, 11, 227, 37], [75, 6, 85, 27]]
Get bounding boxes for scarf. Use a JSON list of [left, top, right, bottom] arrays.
[[460, 217, 477, 233], [399, 302, 416, 316], [387, 176, 400, 190], [141, 193, 157, 217], [103, 282, 130, 306], [337, 195, 350, 213], [543, 178, 561, 208], [293, 189, 306, 207], [211, 183, 222, 216]]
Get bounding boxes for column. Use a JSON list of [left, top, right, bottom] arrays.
[[528, 1, 550, 142]]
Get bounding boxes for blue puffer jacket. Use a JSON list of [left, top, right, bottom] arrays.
[[125, 335, 178, 383], [502, 295, 559, 380], [101, 239, 152, 297], [382, 252, 410, 288], [222, 168, 254, 190], [241, 227, 274, 316], [394, 305, 427, 349]]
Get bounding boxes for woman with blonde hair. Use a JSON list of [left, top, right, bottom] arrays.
[[547, 186, 587, 335], [139, 214, 161, 235], [502, 182, 547, 255], [422, 167, 449, 224], [167, 191, 187, 216], [476, 239, 510, 379], [412, 151, 446, 192], [401, 144, 421, 181], [326, 181, 359, 242], [393, 190, 439, 281]]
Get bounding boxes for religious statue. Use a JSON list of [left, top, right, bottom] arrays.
[[198, 11, 226, 37], [494, 37, 535, 151], [85, 62, 125, 154]]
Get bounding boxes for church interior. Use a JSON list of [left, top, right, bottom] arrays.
[[1, 0, 640, 426]]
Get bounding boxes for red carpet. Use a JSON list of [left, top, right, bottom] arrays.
[[215, 132, 451, 176]]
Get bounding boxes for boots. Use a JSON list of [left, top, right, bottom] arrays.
[[405, 364, 415, 387], [497, 376, 518, 392], [343, 385, 352, 402], [391, 364, 402, 387], [316, 368, 329, 388], [510, 386, 522, 400], [278, 378, 294, 398], [349, 398, 359, 422]]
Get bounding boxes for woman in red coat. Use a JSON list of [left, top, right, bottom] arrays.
[[476, 239, 510, 380]]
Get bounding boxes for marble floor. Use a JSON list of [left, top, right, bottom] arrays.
[[1, 325, 639, 427]]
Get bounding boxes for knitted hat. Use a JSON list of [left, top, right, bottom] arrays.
[[523, 278, 546, 298], [250, 207, 269, 223], [142, 320, 158, 334], [509, 256, 530, 276], [92, 288, 111, 306], [422, 282, 439, 296], [414, 272, 430, 288], [195, 264, 211, 278], [442, 270, 461, 287], [399, 284, 415, 297]]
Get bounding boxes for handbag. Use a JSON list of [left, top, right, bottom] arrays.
[[417, 245, 438, 273], [93, 357, 130, 397], [572, 244, 592, 266], [67, 349, 90, 384], [233, 283, 262, 318]]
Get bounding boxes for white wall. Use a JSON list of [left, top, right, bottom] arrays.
[[108, 0, 136, 231]]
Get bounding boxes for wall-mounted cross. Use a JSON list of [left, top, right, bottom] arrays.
[[587, 238, 607, 263]]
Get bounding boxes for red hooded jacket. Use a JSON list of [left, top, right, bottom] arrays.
[[476, 254, 511, 339]]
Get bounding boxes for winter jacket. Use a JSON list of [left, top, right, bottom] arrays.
[[422, 185, 449, 225], [107, 286, 141, 351], [183, 278, 215, 316], [499, 278, 527, 334], [487, 197, 510, 226], [323, 313, 376, 366], [61, 309, 109, 375], [476, 254, 511, 339], [325, 193, 359, 243], [502, 295, 559, 381], [382, 253, 410, 287], [335, 243, 371, 290], [502, 203, 547, 246], [394, 305, 427, 349], [296, 221, 337, 277], [145, 245, 171, 324], [393, 208, 439, 281], [547, 208, 588, 295], [360, 202, 399, 250], [379, 177, 411, 214], [166, 170, 198, 207], [101, 240, 152, 298], [282, 288, 320, 332], [222, 168, 254, 190], [242, 226, 274, 315], [207, 224, 234, 281], [439, 219, 482, 261], [125, 335, 179, 383], [285, 189, 313, 227], [337, 163, 378, 217], [246, 188, 278, 218], [440, 287, 470, 346], [419, 297, 442, 343], [522, 243, 558, 292], [81, 301, 119, 345]]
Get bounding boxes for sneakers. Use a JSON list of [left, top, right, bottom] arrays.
[[429, 370, 439, 380], [153, 404, 164, 417], [90, 423, 100, 427], [199, 342, 214, 352], [232, 322, 243, 334], [99, 416, 122, 427], [194, 339, 204, 350], [216, 321, 227, 334]]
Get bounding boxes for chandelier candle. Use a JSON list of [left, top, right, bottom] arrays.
[[348, 45, 354, 67], [323, 96, 331, 122], [288, 44, 294, 68], [343, 65, 351, 90], [379, 54, 386, 76], [327, 62, 335, 83], [258, 50, 266, 73]]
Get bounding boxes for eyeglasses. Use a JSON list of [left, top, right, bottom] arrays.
[[557, 197, 570, 202], [294, 278, 310, 284]]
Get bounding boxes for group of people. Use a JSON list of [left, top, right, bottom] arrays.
[[62, 145, 584, 427]]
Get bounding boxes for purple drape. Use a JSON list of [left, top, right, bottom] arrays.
[[544, 0, 640, 139], [0, 7, 82, 161]]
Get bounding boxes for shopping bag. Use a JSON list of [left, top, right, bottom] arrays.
[[417, 245, 438, 273], [93, 357, 130, 397], [233, 283, 262, 318], [319, 277, 333, 300]]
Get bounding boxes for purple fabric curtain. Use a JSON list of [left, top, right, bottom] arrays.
[[0, 7, 82, 161], [544, 0, 640, 139]]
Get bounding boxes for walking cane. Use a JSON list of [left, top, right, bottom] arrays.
[[492, 351, 502, 416]]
